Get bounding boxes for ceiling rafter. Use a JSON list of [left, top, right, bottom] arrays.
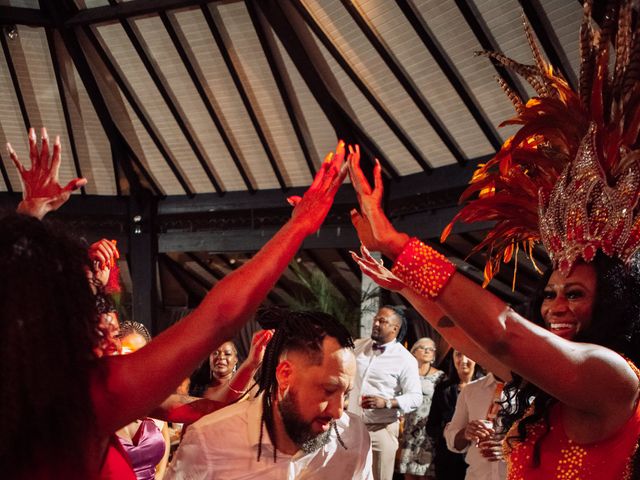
[[454, 0, 529, 103], [83, 25, 189, 196], [160, 11, 255, 193], [0, 152, 12, 193], [201, 3, 288, 190], [517, 0, 578, 90], [290, 0, 431, 173], [39, 0, 154, 197], [259, 0, 398, 180], [246, 1, 317, 180], [159, 253, 205, 305], [65, 0, 221, 27], [112, 5, 223, 195], [0, 6, 51, 27], [398, 0, 502, 152], [340, 0, 466, 166], [45, 28, 86, 195], [303, 249, 360, 305], [1, 32, 31, 131]]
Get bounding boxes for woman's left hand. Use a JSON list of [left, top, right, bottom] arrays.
[[9, 127, 87, 219], [246, 329, 274, 368]]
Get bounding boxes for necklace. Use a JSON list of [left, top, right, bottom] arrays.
[[421, 363, 432, 377]]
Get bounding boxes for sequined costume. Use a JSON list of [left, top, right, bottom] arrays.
[[504, 361, 640, 480]]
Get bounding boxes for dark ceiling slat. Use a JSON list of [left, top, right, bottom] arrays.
[[65, 0, 223, 27], [291, 0, 430, 173], [159, 253, 205, 304], [397, 0, 502, 151], [215, 253, 288, 304], [304, 249, 359, 305], [454, 0, 529, 102], [340, 0, 467, 166], [0, 153, 13, 193], [246, 1, 316, 180], [111, 148, 123, 196], [116, 15, 223, 195], [83, 26, 190, 196], [39, 0, 152, 197], [259, 0, 398, 179], [0, 6, 52, 27], [160, 11, 255, 193], [517, 0, 578, 90], [1, 32, 31, 131], [201, 4, 288, 190], [45, 28, 86, 195]]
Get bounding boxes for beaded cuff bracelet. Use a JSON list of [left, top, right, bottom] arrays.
[[391, 238, 456, 299]]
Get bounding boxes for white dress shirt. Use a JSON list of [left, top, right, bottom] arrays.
[[443, 373, 507, 480], [165, 396, 373, 480], [347, 338, 422, 425]]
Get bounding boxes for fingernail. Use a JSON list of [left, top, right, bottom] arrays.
[[29, 129, 36, 140], [55, 135, 60, 145], [6, 143, 13, 154], [350, 209, 358, 216]]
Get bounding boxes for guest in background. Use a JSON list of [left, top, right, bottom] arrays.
[[427, 350, 483, 480], [199, 330, 273, 402], [347, 305, 422, 480], [397, 338, 444, 480], [444, 371, 507, 480]]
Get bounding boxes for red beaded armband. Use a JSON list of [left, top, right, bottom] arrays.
[[391, 238, 456, 299]]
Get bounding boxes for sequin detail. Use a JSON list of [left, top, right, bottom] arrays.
[[391, 238, 455, 299]]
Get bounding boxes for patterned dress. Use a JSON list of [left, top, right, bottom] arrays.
[[397, 369, 445, 476]]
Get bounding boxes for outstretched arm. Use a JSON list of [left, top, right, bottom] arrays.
[[348, 145, 637, 424], [8, 128, 86, 219], [91, 142, 348, 435]]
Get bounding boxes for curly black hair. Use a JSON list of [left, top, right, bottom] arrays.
[[255, 307, 354, 462], [499, 252, 640, 473], [0, 214, 99, 478]]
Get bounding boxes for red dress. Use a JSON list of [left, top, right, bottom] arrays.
[[98, 435, 136, 480], [505, 362, 640, 479]]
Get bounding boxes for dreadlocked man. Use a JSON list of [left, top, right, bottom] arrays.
[[166, 310, 373, 479]]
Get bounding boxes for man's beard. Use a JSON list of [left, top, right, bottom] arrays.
[[278, 387, 334, 454]]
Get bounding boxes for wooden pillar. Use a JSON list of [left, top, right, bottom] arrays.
[[128, 190, 158, 334]]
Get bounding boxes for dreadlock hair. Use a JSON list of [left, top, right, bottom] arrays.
[[499, 251, 640, 473], [255, 307, 355, 462], [381, 304, 408, 342], [0, 214, 99, 478]]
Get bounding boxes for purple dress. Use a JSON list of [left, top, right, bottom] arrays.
[[119, 418, 166, 480]]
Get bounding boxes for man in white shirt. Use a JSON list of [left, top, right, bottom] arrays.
[[347, 305, 422, 480], [443, 372, 507, 480], [166, 310, 373, 480]]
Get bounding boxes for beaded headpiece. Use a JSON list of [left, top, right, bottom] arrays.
[[442, 0, 640, 284]]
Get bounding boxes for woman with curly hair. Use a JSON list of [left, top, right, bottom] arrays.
[[1, 128, 347, 479]]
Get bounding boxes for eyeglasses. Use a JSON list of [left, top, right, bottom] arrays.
[[414, 346, 436, 352]]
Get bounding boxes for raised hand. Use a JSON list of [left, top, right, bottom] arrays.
[[350, 244, 406, 291], [286, 140, 348, 235], [246, 329, 274, 368], [88, 239, 120, 287], [347, 144, 408, 259], [8, 127, 87, 219]]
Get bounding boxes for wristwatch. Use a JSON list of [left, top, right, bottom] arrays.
[[385, 398, 393, 409]]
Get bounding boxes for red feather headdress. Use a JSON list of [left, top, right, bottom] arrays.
[[442, 0, 640, 286]]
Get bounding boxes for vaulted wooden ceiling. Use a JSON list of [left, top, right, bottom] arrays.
[[0, 0, 599, 332]]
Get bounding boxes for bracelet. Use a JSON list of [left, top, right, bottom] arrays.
[[227, 383, 246, 395], [391, 238, 456, 299]]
